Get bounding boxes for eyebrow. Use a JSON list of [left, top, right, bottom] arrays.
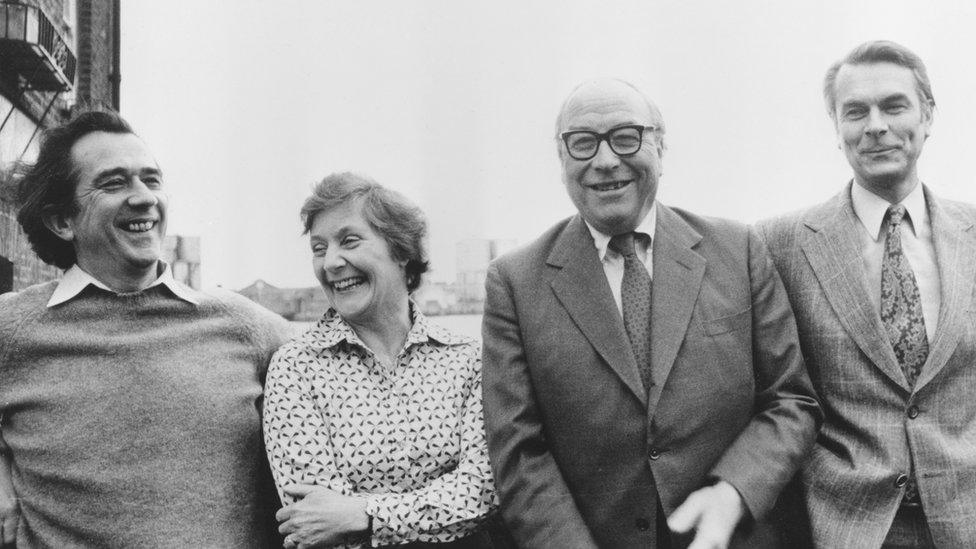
[[842, 92, 912, 108], [94, 166, 164, 180], [562, 121, 644, 132], [309, 225, 358, 240]]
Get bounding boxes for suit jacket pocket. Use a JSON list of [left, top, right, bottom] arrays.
[[701, 307, 752, 336]]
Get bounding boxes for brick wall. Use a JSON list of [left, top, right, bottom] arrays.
[[75, 0, 116, 111], [0, 0, 117, 292]]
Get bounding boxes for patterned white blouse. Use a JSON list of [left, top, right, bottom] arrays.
[[263, 307, 498, 548]]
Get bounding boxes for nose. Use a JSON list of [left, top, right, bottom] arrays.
[[323, 246, 347, 272], [864, 107, 888, 138], [126, 178, 159, 208], [590, 139, 621, 170]]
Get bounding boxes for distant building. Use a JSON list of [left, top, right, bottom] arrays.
[[237, 279, 328, 322], [0, 0, 119, 293], [413, 280, 458, 316], [162, 235, 200, 290], [455, 238, 516, 310]]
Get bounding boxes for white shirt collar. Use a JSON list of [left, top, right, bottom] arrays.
[[47, 261, 199, 307], [585, 201, 658, 260], [851, 181, 927, 241]]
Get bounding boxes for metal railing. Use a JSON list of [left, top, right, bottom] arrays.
[[0, 1, 76, 90]]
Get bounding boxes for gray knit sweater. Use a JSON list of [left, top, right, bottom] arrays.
[[0, 281, 292, 548]]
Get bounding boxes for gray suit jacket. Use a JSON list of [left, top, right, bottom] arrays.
[[758, 183, 976, 548], [483, 204, 821, 548]]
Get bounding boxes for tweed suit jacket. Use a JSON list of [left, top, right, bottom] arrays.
[[482, 204, 821, 549], [758, 183, 976, 548]]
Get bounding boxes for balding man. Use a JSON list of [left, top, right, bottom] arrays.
[[482, 79, 821, 548]]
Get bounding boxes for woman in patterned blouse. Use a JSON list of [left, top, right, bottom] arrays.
[[263, 172, 508, 549]]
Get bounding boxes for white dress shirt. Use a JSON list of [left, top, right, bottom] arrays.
[[47, 262, 199, 307], [851, 182, 940, 343], [584, 203, 657, 316]]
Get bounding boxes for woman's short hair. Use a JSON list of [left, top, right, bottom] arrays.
[[7, 111, 133, 269], [301, 172, 429, 293]]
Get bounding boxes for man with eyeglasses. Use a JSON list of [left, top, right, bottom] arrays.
[[482, 78, 821, 548]]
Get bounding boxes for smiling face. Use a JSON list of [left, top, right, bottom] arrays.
[[833, 62, 932, 201], [49, 131, 167, 291], [309, 201, 409, 329], [558, 80, 663, 235]]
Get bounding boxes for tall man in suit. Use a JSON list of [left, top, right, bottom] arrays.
[[482, 78, 821, 549], [758, 41, 976, 547]]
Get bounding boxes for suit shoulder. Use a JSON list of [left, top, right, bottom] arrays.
[[754, 202, 831, 254], [490, 216, 574, 272], [934, 194, 976, 221], [668, 205, 748, 235], [664, 205, 752, 253]]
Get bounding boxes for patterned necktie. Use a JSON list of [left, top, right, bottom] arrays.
[[609, 232, 653, 391], [879, 204, 929, 389]]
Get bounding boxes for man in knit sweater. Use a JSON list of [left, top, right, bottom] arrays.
[[0, 111, 292, 547]]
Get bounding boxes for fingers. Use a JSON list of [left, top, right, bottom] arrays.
[[278, 518, 297, 535], [667, 489, 704, 534], [283, 484, 317, 498], [276, 505, 293, 523], [668, 483, 744, 549], [686, 509, 733, 549], [283, 533, 298, 549]]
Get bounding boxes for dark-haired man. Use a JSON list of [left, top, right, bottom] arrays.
[[0, 111, 291, 547], [759, 41, 976, 547], [482, 79, 821, 548]]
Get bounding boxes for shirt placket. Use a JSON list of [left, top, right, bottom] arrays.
[[370, 350, 414, 487]]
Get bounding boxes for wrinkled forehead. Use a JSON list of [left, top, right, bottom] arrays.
[[70, 131, 159, 177], [558, 81, 659, 132], [834, 62, 926, 106]]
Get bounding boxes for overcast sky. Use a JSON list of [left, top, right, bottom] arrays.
[[119, 1, 976, 290]]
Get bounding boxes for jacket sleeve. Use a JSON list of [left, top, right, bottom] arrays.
[[708, 226, 823, 520], [481, 261, 599, 549]]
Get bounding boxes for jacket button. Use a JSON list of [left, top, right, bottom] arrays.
[[649, 449, 661, 460], [907, 405, 919, 419], [895, 474, 909, 488], [635, 517, 650, 531]]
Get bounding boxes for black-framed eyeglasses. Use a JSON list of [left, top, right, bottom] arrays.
[[559, 124, 654, 161]]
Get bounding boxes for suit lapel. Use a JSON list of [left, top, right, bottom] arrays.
[[646, 205, 706, 420], [547, 216, 648, 407], [800, 186, 909, 390], [914, 187, 976, 389]]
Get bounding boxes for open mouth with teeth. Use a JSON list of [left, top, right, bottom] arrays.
[[331, 276, 366, 292], [588, 180, 631, 192], [121, 220, 157, 233]]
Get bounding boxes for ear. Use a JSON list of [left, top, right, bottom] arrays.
[[831, 114, 843, 149], [922, 101, 934, 139], [42, 210, 75, 243]]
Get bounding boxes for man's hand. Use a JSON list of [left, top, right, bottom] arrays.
[[667, 480, 746, 549], [278, 485, 369, 549]]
